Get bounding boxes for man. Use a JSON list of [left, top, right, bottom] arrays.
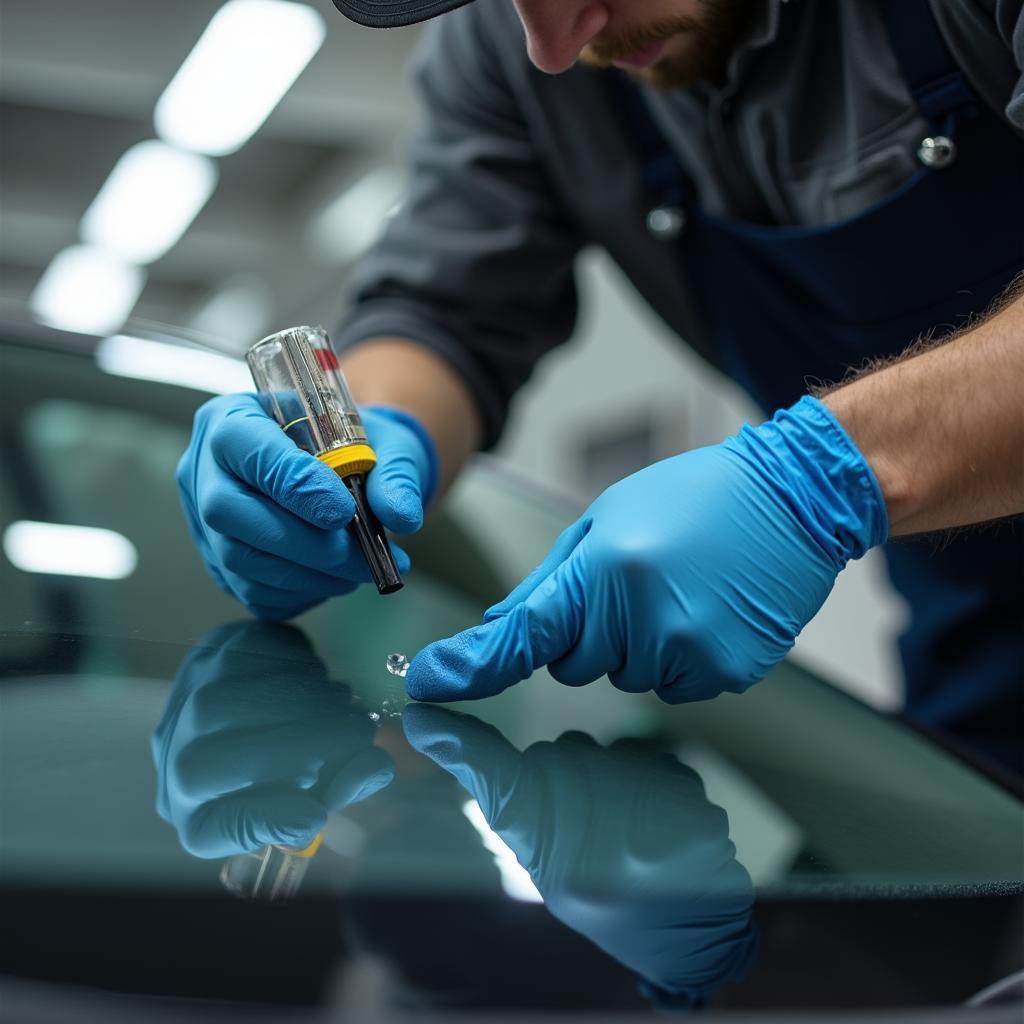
[[178, 1, 1024, 773]]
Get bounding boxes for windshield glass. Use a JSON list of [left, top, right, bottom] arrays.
[[2, 337, 1021, 1012]]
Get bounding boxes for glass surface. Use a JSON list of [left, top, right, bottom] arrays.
[[246, 325, 368, 457], [1, 334, 1021, 1013]]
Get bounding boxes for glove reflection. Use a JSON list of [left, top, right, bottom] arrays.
[[152, 621, 394, 858], [403, 705, 757, 1007]]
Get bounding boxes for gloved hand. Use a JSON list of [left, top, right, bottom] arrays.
[[152, 621, 394, 858], [407, 396, 886, 703], [176, 396, 438, 620], [403, 705, 757, 1005]]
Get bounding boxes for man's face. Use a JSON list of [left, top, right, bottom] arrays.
[[510, 0, 747, 89]]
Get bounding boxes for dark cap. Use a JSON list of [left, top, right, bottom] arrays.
[[331, 0, 476, 28]]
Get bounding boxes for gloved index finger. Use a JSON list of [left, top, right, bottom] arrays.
[[484, 518, 589, 622], [405, 553, 587, 702], [210, 396, 354, 529], [402, 704, 523, 819]]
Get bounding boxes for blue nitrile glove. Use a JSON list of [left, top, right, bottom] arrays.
[[152, 621, 394, 858], [403, 705, 757, 1005], [407, 396, 886, 703], [176, 395, 438, 620]]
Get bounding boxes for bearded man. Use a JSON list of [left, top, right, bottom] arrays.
[[178, 1, 1024, 774]]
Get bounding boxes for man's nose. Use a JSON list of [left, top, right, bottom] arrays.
[[511, 1, 610, 74]]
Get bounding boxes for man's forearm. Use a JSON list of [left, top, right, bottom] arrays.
[[340, 338, 483, 499], [821, 278, 1024, 536]]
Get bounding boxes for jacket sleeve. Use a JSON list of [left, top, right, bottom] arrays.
[[333, 7, 585, 449]]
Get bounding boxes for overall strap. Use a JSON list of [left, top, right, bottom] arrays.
[[877, 0, 977, 121], [609, 72, 691, 207]]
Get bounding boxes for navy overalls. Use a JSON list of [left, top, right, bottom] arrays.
[[620, 0, 1024, 773]]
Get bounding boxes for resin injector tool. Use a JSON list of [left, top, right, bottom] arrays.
[[247, 325, 403, 595]]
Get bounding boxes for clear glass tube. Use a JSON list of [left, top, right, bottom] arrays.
[[219, 843, 317, 903], [246, 325, 367, 458], [245, 324, 403, 596]]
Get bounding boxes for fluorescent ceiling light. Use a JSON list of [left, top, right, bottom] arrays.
[[462, 800, 543, 904], [155, 0, 326, 156], [308, 167, 404, 264], [80, 141, 218, 264], [96, 334, 253, 394], [30, 245, 145, 337], [3, 521, 137, 580]]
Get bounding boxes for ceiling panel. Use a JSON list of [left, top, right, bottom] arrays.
[[0, 0, 423, 343]]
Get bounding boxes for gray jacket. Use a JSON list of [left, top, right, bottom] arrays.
[[336, 0, 1024, 446]]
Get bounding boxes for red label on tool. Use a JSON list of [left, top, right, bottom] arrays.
[[313, 348, 339, 372]]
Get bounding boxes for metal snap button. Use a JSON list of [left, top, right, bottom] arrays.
[[917, 135, 957, 168], [646, 205, 687, 240]]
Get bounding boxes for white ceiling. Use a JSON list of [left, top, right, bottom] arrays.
[[0, 0, 424, 347]]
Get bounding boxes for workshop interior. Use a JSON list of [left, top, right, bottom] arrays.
[[1, 1, 1022, 1021]]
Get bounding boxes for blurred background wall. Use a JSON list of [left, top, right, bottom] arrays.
[[0, 0, 907, 707]]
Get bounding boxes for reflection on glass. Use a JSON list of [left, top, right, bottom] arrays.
[[151, 621, 395, 899], [220, 832, 323, 903], [402, 705, 758, 1008], [3, 520, 137, 580]]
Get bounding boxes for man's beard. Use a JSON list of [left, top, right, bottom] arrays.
[[579, 1, 748, 89]]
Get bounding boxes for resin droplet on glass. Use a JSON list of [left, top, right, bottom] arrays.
[[386, 653, 409, 678]]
